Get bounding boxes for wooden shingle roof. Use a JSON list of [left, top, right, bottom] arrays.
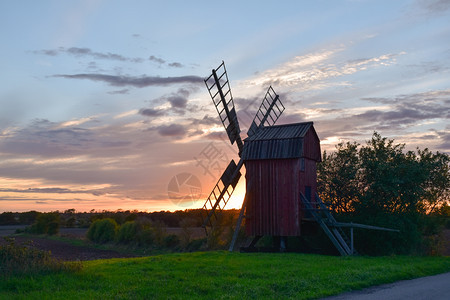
[[242, 122, 321, 161]]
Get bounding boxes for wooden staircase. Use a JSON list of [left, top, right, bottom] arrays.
[[300, 192, 356, 256]]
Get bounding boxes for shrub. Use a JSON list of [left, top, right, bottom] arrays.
[[164, 234, 180, 248], [25, 212, 60, 235], [0, 237, 82, 277], [117, 221, 138, 243], [151, 220, 167, 247], [87, 218, 118, 243], [179, 218, 195, 247], [136, 227, 155, 246], [185, 238, 206, 252]]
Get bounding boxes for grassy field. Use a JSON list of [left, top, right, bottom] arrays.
[[1, 251, 450, 299]]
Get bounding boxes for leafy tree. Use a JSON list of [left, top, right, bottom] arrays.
[[357, 133, 426, 215], [317, 132, 450, 255], [418, 148, 450, 213], [317, 141, 360, 213]]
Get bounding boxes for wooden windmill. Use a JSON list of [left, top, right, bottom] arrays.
[[201, 61, 397, 255]]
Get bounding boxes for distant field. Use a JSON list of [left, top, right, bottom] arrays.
[[1, 251, 450, 299]]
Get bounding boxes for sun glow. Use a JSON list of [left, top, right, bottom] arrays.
[[226, 179, 246, 209]]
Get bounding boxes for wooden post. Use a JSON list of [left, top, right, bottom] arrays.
[[228, 193, 248, 252], [350, 222, 354, 255]]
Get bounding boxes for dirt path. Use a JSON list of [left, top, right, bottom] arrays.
[[322, 272, 450, 300]]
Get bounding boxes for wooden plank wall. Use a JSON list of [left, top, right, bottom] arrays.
[[245, 158, 301, 236]]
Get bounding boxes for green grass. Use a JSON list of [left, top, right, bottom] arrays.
[[1, 252, 449, 299]]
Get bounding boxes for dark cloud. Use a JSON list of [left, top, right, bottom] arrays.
[[39, 49, 58, 56], [108, 89, 130, 95], [436, 127, 450, 151], [156, 124, 187, 137], [358, 90, 450, 129], [34, 48, 190, 72], [354, 107, 443, 126], [0, 119, 92, 157], [53, 73, 203, 88], [189, 115, 218, 126], [313, 88, 450, 144], [0, 187, 104, 195], [34, 47, 144, 63], [362, 90, 450, 105], [139, 88, 194, 117], [0, 118, 136, 159], [149, 56, 185, 68], [168, 62, 183, 68], [149, 55, 166, 64], [139, 108, 166, 117], [418, 0, 450, 14], [168, 96, 188, 109]]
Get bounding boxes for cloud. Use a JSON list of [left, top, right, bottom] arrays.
[[417, 0, 450, 14], [168, 96, 188, 109], [244, 48, 405, 91], [139, 108, 166, 117], [0, 115, 218, 210], [189, 115, 218, 126], [438, 127, 450, 150], [139, 88, 194, 117], [204, 131, 229, 141], [52, 73, 203, 88], [149, 56, 184, 68], [311, 88, 450, 153], [149, 55, 165, 64], [168, 62, 183, 68], [108, 89, 130, 95], [0, 187, 103, 195], [156, 124, 187, 137], [359, 90, 450, 128], [167, 88, 189, 109], [34, 47, 144, 63]]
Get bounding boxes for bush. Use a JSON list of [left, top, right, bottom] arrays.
[[137, 227, 155, 246], [0, 237, 82, 277], [185, 238, 206, 252], [117, 221, 138, 244], [87, 218, 118, 243], [164, 234, 180, 248], [25, 212, 60, 235]]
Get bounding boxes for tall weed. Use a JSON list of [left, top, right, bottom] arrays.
[[0, 237, 82, 277]]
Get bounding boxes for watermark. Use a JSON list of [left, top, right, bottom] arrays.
[[167, 96, 260, 208], [194, 141, 229, 182], [167, 173, 202, 208]]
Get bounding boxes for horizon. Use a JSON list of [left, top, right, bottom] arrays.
[[1, 1, 449, 213]]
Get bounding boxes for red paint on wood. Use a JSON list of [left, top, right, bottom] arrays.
[[244, 126, 321, 237]]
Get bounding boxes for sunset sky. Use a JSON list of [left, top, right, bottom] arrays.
[[1, 0, 449, 213]]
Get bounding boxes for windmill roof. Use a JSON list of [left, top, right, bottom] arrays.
[[241, 122, 321, 161], [245, 122, 313, 141]]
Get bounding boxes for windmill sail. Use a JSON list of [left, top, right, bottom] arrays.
[[205, 61, 244, 154], [247, 86, 285, 137], [201, 159, 243, 229]]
